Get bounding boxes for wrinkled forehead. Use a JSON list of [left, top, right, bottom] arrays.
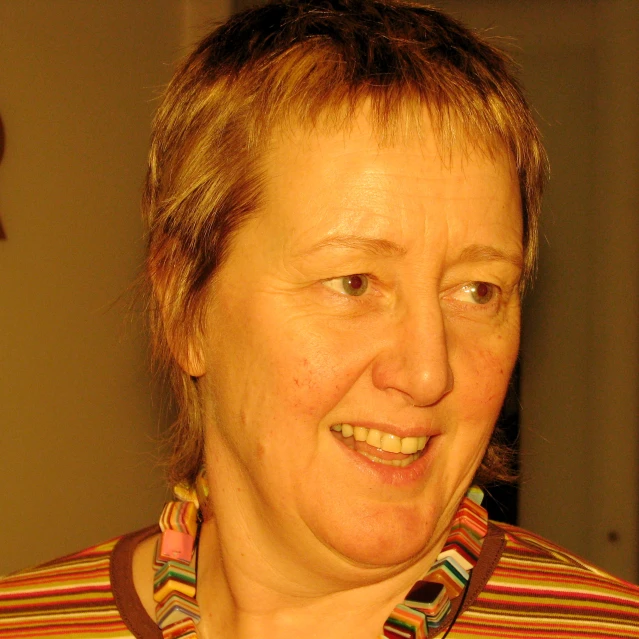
[[266, 100, 517, 185], [256, 106, 522, 265]]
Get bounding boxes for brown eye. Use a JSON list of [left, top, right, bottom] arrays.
[[341, 274, 368, 296], [469, 282, 494, 304], [323, 274, 370, 296]]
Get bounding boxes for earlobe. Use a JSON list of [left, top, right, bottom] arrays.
[[150, 254, 207, 378], [181, 340, 206, 378], [159, 303, 207, 378]]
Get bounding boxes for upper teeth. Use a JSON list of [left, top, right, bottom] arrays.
[[331, 424, 429, 455]]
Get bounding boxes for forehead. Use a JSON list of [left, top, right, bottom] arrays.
[[257, 111, 522, 260]]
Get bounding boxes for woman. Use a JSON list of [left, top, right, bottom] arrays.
[[1, 1, 638, 637]]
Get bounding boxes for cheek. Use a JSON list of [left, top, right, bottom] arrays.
[[453, 329, 519, 429], [472, 348, 513, 404], [271, 329, 366, 419], [211, 297, 368, 432]]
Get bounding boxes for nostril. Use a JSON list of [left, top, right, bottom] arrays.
[[372, 351, 453, 407], [370, 307, 452, 406]]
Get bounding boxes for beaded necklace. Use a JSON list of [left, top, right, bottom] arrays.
[[153, 486, 488, 639]]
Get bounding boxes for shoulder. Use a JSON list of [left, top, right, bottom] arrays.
[[457, 522, 639, 638], [0, 527, 159, 639], [495, 522, 639, 592]]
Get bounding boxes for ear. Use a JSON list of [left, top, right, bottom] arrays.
[[175, 331, 207, 379], [149, 252, 207, 378]]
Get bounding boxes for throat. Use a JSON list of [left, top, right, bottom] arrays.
[[194, 518, 397, 639]]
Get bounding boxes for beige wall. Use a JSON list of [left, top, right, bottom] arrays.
[[0, 0, 229, 576]]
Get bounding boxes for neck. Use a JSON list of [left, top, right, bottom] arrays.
[[195, 516, 448, 639]]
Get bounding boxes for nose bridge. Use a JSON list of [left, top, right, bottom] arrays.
[[372, 288, 453, 406]]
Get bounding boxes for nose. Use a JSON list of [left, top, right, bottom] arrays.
[[371, 297, 453, 407]]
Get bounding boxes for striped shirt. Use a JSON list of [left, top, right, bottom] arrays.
[[1, 523, 638, 638]]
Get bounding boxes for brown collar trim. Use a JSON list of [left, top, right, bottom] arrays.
[[433, 521, 506, 637], [110, 525, 162, 639]]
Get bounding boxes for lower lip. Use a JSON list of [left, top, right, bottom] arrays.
[[333, 433, 439, 486]]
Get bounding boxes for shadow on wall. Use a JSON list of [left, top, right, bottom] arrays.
[[0, 113, 6, 239]]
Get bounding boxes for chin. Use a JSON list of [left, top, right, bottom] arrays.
[[314, 502, 442, 570]]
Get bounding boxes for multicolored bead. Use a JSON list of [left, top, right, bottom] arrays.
[[159, 529, 195, 564], [404, 580, 448, 619], [426, 554, 469, 599], [466, 485, 484, 505], [156, 592, 201, 628], [154, 558, 197, 602], [385, 603, 427, 639], [159, 501, 199, 537], [161, 617, 198, 639], [452, 498, 488, 540], [155, 501, 201, 639]]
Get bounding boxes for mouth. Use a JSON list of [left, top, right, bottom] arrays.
[[330, 423, 430, 468]]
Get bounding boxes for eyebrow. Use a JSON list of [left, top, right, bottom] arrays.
[[296, 235, 408, 258], [456, 244, 524, 269], [295, 236, 523, 269]]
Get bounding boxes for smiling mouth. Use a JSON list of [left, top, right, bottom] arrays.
[[330, 424, 430, 468]]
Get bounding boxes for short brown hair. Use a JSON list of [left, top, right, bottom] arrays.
[[144, 0, 547, 489]]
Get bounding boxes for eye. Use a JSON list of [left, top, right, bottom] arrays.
[[459, 281, 495, 305], [323, 274, 369, 297]]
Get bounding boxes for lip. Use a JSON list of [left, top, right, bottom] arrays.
[[332, 430, 440, 486]]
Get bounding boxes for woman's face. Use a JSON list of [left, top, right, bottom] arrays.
[[195, 113, 523, 573]]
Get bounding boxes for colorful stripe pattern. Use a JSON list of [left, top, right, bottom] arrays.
[[0, 537, 132, 638], [451, 523, 639, 638], [1, 523, 638, 637]]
